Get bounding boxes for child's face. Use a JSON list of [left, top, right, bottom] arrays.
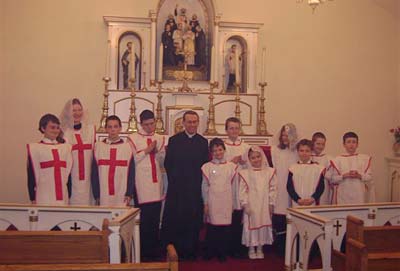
[[211, 145, 225, 160], [298, 145, 312, 163], [226, 122, 240, 140], [42, 121, 61, 141], [106, 120, 122, 140], [313, 138, 326, 155], [72, 104, 83, 124], [249, 151, 262, 168], [141, 118, 156, 134], [343, 137, 358, 154], [281, 131, 289, 146]]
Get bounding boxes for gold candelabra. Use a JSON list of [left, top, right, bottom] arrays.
[[141, 71, 148, 91], [204, 81, 218, 135], [234, 82, 244, 135], [155, 81, 165, 134], [97, 76, 111, 132], [127, 79, 138, 133], [178, 50, 193, 92], [257, 82, 268, 135]]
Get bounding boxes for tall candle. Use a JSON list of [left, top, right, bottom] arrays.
[[105, 40, 110, 77], [211, 45, 215, 82], [158, 43, 164, 81], [261, 47, 266, 83], [130, 43, 135, 81], [235, 49, 240, 84]]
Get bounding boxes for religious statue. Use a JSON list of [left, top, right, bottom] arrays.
[[165, 13, 177, 32], [225, 44, 243, 92], [194, 25, 206, 69], [121, 42, 139, 89], [183, 29, 195, 65], [162, 24, 176, 66], [189, 14, 200, 32], [173, 23, 184, 65]]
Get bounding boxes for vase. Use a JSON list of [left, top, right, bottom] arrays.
[[393, 142, 400, 157]]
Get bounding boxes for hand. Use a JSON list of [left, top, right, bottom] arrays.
[[31, 200, 36, 204], [95, 198, 100, 206], [303, 198, 315, 206], [343, 171, 353, 178], [243, 204, 252, 216], [350, 170, 362, 179], [124, 196, 132, 206], [204, 205, 209, 216], [238, 156, 247, 165], [297, 199, 306, 206], [269, 205, 274, 215], [231, 155, 241, 164], [145, 140, 157, 154]]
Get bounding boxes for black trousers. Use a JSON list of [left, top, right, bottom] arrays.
[[138, 201, 162, 257], [272, 214, 287, 256], [205, 224, 230, 257], [230, 209, 244, 254]]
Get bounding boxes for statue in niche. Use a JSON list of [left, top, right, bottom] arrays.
[[183, 28, 195, 65], [165, 13, 177, 32], [174, 117, 184, 134], [225, 44, 244, 92], [121, 41, 139, 89], [195, 25, 206, 69], [189, 14, 200, 32], [162, 24, 176, 66]]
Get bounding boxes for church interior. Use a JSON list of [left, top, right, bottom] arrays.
[[0, 0, 400, 270]]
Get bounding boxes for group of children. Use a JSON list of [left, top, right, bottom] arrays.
[[27, 98, 373, 262]]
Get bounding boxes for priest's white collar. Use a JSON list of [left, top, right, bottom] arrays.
[[298, 159, 313, 164], [184, 130, 197, 138], [211, 158, 227, 164], [41, 137, 59, 144]]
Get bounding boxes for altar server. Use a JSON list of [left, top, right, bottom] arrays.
[[129, 110, 167, 260], [311, 132, 333, 205], [330, 132, 372, 204], [60, 98, 95, 205], [27, 114, 72, 205], [202, 138, 237, 262], [223, 117, 249, 258], [91, 115, 135, 207], [287, 139, 325, 207], [239, 146, 277, 259]]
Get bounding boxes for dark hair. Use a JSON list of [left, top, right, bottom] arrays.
[[278, 125, 288, 150], [343, 132, 358, 143], [225, 117, 241, 130], [38, 114, 65, 143], [72, 98, 82, 107], [140, 110, 155, 123], [209, 137, 225, 152], [312, 132, 326, 143], [183, 110, 199, 122], [296, 139, 313, 151], [106, 115, 122, 127], [248, 147, 261, 158]]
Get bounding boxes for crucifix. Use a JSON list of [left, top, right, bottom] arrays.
[[333, 220, 342, 236], [70, 222, 81, 231], [178, 49, 194, 92]]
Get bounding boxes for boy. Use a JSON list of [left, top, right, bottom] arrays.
[[311, 132, 332, 205], [129, 110, 167, 260], [27, 114, 72, 205], [287, 139, 325, 206], [330, 132, 372, 204], [91, 115, 135, 207], [223, 117, 249, 257]]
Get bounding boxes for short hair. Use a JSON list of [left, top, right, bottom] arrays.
[[225, 117, 241, 130], [140, 110, 155, 123], [209, 137, 225, 152], [39, 114, 60, 133], [106, 115, 122, 127], [296, 139, 313, 151], [312, 132, 326, 143], [183, 110, 199, 122], [343, 132, 358, 143]]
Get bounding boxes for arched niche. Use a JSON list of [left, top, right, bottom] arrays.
[[156, 0, 216, 82], [224, 35, 248, 93], [117, 32, 142, 90]]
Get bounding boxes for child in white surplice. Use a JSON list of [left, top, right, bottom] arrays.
[[239, 146, 277, 259], [202, 138, 237, 262]]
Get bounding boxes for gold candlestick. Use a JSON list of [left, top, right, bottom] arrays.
[[142, 71, 148, 91], [234, 82, 244, 135], [221, 74, 226, 93], [178, 50, 193, 92], [155, 81, 165, 134], [204, 81, 218, 135], [97, 76, 111, 132], [127, 79, 138, 133], [257, 82, 268, 135]]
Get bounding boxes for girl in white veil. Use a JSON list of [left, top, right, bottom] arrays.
[[60, 98, 96, 205], [239, 146, 277, 259]]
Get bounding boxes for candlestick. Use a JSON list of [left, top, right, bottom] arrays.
[[155, 81, 165, 134], [158, 43, 164, 81], [211, 45, 215, 82], [105, 40, 111, 78], [261, 47, 266, 83], [235, 49, 240, 84], [127, 78, 138, 133], [98, 76, 111, 132], [130, 43, 135, 82], [257, 82, 269, 135], [204, 81, 218, 135]]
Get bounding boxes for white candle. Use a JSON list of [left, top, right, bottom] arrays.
[[130, 43, 135, 81], [261, 47, 266, 83], [105, 40, 110, 77], [211, 45, 215, 82], [158, 43, 164, 81], [235, 49, 240, 84]]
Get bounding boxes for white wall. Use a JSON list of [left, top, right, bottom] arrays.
[[0, 0, 399, 203]]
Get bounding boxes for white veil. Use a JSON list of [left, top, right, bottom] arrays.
[[59, 98, 89, 132], [245, 146, 270, 170]]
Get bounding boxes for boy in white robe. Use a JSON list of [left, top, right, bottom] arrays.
[[223, 117, 249, 258], [239, 146, 277, 259], [129, 110, 167, 260], [91, 115, 135, 207], [27, 114, 73, 206], [311, 132, 333, 205], [202, 138, 237, 262], [330, 132, 373, 204], [60, 98, 95, 205], [287, 139, 325, 207]]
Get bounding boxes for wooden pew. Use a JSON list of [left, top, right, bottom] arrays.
[[0, 245, 178, 271], [332, 215, 400, 271], [0, 220, 110, 264]]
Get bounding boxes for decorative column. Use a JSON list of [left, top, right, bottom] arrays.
[[257, 82, 268, 135], [155, 81, 165, 134], [98, 76, 111, 132], [127, 79, 138, 133], [204, 81, 218, 135], [149, 10, 157, 87]]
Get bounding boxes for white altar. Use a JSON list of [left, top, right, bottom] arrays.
[[0, 204, 141, 264], [285, 203, 400, 271]]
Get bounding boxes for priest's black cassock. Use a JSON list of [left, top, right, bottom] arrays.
[[161, 131, 209, 259]]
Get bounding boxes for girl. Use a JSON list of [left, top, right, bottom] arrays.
[[60, 98, 95, 205], [239, 146, 277, 259], [201, 138, 237, 262]]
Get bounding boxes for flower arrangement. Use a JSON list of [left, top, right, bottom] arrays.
[[390, 127, 400, 143]]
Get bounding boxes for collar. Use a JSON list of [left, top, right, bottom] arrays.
[[138, 130, 155, 137], [311, 152, 325, 157], [104, 137, 123, 145], [41, 137, 59, 144], [73, 123, 82, 130], [185, 130, 196, 138], [225, 137, 242, 146], [341, 153, 358, 157], [211, 158, 227, 164], [298, 159, 313, 164]]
